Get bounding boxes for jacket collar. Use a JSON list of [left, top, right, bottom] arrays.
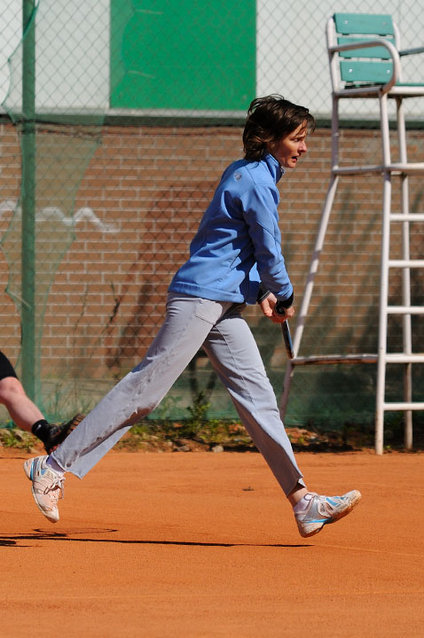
[[263, 153, 285, 183]]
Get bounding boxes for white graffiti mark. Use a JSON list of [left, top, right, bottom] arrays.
[[0, 200, 119, 234], [73, 207, 119, 233]]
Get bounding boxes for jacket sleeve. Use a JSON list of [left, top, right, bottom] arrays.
[[240, 184, 293, 302]]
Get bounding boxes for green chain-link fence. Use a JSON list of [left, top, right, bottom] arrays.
[[0, 0, 423, 433]]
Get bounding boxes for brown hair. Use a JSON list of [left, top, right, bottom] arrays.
[[243, 95, 315, 161]]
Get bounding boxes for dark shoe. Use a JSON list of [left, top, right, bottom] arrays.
[[43, 413, 85, 454]]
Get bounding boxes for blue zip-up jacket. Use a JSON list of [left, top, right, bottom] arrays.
[[169, 153, 293, 305]]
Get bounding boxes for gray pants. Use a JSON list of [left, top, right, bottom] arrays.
[[52, 293, 304, 496]]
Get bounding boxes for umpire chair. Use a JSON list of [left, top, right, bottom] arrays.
[[280, 13, 424, 454]]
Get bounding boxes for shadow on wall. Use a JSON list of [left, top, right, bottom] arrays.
[[103, 180, 216, 374]]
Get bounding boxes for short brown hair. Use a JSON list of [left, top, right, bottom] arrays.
[[243, 95, 315, 161]]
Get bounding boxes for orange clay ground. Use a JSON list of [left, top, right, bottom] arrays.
[[0, 448, 423, 637]]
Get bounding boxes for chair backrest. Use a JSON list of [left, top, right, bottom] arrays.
[[328, 13, 399, 87]]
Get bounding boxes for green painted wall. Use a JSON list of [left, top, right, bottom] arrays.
[[110, 0, 255, 110]]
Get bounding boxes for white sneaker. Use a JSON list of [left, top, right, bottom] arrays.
[[23, 455, 65, 523], [295, 490, 361, 538]]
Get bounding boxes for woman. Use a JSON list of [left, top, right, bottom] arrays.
[[24, 95, 361, 536]]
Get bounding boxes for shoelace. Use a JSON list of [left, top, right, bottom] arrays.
[[42, 476, 65, 499], [316, 496, 343, 517]]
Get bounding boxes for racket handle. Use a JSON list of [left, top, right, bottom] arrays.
[[281, 321, 295, 360], [274, 301, 295, 360]]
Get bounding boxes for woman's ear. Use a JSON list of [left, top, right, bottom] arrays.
[[267, 140, 275, 154]]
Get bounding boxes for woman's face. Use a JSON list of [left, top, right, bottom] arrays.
[[268, 122, 308, 169]]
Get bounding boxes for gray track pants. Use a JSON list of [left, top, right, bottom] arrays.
[[52, 293, 304, 496]]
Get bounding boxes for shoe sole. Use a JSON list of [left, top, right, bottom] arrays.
[[23, 459, 59, 523], [298, 490, 362, 538]]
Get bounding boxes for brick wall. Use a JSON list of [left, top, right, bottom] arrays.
[[0, 120, 423, 422]]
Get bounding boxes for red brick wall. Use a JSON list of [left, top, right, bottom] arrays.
[[0, 121, 423, 418]]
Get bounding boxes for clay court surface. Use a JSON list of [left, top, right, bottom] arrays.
[[1, 448, 423, 637]]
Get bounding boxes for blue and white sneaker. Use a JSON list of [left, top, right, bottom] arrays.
[[23, 455, 65, 523], [294, 490, 361, 538]]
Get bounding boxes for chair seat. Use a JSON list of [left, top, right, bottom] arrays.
[[335, 83, 424, 98], [395, 82, 424, 87], [329, 12, 424, 99], [341, 82, 424, 88]]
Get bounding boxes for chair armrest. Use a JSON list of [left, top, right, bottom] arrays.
[[399, 46, 424, 56], [328, 38, 401, 94]]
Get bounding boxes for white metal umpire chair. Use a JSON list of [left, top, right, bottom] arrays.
[[280, 13, 424, 454]]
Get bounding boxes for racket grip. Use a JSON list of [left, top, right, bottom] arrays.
[[281, 321, 295, 360], [274, 301, 295, 359]]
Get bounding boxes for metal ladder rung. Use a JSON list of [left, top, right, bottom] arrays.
[[383, 402, 424, 411], [384, 353, 424, 363], [390, 213, 424, 221], [291, 353, 377, 366], [334, 162, 424, 176], [388, 259, 424, 268], [386, 306, 424, 315], [387, 162, 424, 173], [334, 165, 387, 175]]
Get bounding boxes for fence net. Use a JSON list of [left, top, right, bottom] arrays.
[[0, 0, 423, 436]]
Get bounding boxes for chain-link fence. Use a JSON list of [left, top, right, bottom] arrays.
[[2, 1, 424, 120], [0, 0, 423, 434]]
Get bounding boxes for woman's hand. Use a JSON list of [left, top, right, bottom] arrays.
[[259, 292, 277, 318], [259, 293, 295, 323], [271, 304, 295, 323]]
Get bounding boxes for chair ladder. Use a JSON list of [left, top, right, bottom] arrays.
[[375, 167, 424, 453], [280, 94, 424, 454]]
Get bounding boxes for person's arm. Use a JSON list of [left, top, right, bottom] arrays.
[[243, 184, 293, 302]]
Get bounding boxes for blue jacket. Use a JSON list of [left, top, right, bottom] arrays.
[[169, 153, 293, 305]]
